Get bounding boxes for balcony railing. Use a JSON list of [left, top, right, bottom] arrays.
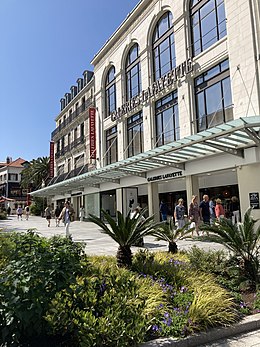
[[55, 135, 85, 159], [51, 97, 93, 139]]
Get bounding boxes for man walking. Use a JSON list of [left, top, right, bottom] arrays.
[[199, 195, 210, 224]]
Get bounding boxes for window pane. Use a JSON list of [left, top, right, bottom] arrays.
[[204, 65, 220, 81], [222, 77, 232, 108], [201, 11, 217, 50], [200, 0, 215, 19], [205, 82, 222, 115]]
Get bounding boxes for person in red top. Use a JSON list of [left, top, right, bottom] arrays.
[[215, 198, 225, 220]]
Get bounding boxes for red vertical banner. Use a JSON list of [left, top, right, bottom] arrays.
[[89, 108, 96, 159], [49, 141, 54, 178]]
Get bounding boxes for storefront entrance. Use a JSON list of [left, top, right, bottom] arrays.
[[100, 190, 116, 218]]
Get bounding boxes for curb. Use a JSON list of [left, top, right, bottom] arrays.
[[141, 313, 260, 347]]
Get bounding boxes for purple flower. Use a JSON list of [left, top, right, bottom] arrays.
[[152, 324, 159, 332]]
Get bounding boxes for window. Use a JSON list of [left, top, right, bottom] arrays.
[[190, 0, 227, 56], [80, 122, 84, 137], [155, 90, 179, 146], [57, 164, 64, 176], [75, 154, 84, 168], [126, 44, 142, 101], [75, 102, 79, 116], [105, 66, 116, 118], [105, 126, 118, 165], [8, 173, 18, 181], [152, 11, 176, 81], [127, 112, 143, 157], [74, 127, 78, 140], [195, 59, 233, 132]]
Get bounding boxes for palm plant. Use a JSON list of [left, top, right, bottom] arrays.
[[151, 218, 192, 253], [21, 157, 50, 190], [88, 209, 161, 267], [200, 208, 260, 285]]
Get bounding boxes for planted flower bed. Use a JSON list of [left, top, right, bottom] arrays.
[[0, 208, 259, 346]]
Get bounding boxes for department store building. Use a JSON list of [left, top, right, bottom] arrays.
[[31, 0, 260, 221]]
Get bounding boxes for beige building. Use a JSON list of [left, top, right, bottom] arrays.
[[32, 0, 260, 221]]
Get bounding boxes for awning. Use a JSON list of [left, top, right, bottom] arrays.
[[30, 116, 260, 197]]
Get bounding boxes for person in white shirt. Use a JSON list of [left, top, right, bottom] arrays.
[[59, 201, 75, 238]]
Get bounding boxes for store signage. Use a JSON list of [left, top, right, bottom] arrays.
[[89, 108, 96, 159], [147, 171, 183, 182], [49, 141, 54, 178], [249, 192, 259, 209], [111, 58, 193, 121]]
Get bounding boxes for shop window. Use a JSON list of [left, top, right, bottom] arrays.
[[125, 44, 142, 101], [155, 90, 179, 146], [190, 0, 227, 56], [194, 59, 233, 132], [152, 11, 176, 81], [105, 126, 118, 165], [127, 112, 143, 157], [105, 66, 116, 118]]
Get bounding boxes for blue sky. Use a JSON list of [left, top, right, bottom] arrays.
[[0, 0, 140, 162]]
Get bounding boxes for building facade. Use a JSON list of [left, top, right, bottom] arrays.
[[32, 0, 260, 221], [0, 157, 28, 213]]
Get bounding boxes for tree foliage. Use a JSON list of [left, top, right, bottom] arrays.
[[21, 156, 50, 190]]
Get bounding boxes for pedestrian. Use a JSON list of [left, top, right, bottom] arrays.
[[159, 200, 169, 221], [209, 197, 216, 224], [24, 205, 30, 220], [59, 201, 75, 238], [45, 205, 52, 227], [215, 198, 225, 220], [16, 206, 23, 220], [7, 206, 11, 216], [230, 196, 240, 224], [54, 205, 61, 227], [188, 195, 200, 237], [174, 198, 186, 230], [79, 206, 85, 222], [199, 194, 210, 224]]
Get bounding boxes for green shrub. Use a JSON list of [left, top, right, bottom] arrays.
[[0, 231, 86, 346], [45, 261, 168, 347], [0, 212, 7, 220]]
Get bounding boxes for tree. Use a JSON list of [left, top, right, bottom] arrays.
[[88, 209, 160, 267], [151, 218, 192, 253], [200, 208, 260, 286], [21, 157, 50, 191]]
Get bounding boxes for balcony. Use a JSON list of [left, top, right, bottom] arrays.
[[51, 97, 93, 139], [55, 136, 85, 159]]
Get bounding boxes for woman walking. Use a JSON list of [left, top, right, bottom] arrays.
[[188, 195, 200, 237]]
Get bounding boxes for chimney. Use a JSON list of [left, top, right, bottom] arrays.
[[6, 156, 12, 164], [70, 85, 78, 99], [77, 78, 84, 92], [65, 92, 71, 106], [83, 70, 94, 86], [60, 98, 66, 111]]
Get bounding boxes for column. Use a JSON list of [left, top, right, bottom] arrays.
[[148, 182, 160, 222], [186, 175, 199, 205], [116, 188, 123, 214]]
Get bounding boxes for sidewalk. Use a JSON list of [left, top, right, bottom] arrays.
[[0, 215, 226, 256], [1, 215, 260, 346]]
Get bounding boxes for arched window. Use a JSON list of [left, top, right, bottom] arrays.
[[190, 0, 227, 56], [152, 11, 176, 81], [125, 44, 142, 101], [105, 66, 116, 118]]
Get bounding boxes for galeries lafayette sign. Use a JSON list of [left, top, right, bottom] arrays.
[[147, 171, 183, 182], [111, 58, 193, 121]]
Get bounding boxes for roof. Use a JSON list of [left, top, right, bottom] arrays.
[[6, 158, 27, 168], [30, 116, 260, 197]]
